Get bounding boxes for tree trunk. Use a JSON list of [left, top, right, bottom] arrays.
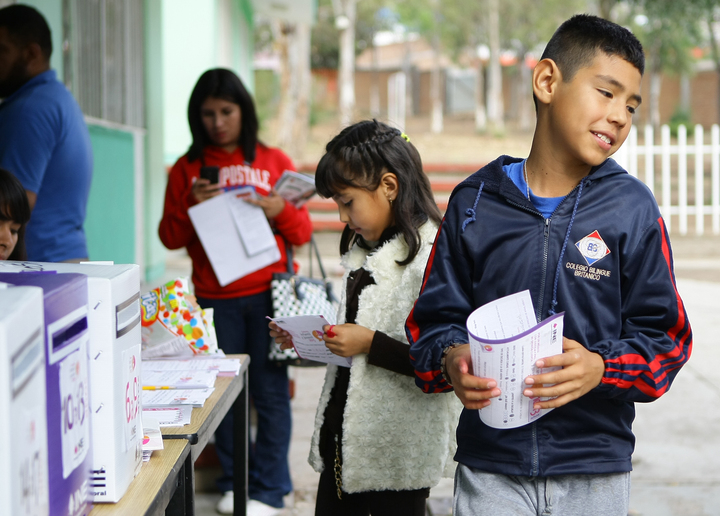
[[370, 36, 380, 117], [337, 0, 357, 128], [274, 22, 312, 161], [597, 0, 615, 20], [707, 16, 720, 127], [649, 65, 662, 130], [430, 3, 443, 134], [475, 62, 487, 132], [679, 73, 691, 114], [487, 0, 504, 133], [518, 57, 533, 131]]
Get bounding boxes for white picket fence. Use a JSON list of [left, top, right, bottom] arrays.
[[614, 124, 720, 235]]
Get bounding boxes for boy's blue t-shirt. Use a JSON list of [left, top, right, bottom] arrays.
[[504, 160, 564, 218]]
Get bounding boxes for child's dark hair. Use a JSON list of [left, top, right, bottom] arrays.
[[0, 168, 31, 260], [542, 14, 645, 80], [186, 68, 261, 163], [315, 120, 441, 266]]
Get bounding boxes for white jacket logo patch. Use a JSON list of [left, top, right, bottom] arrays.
[[575, 230, 611, 266]]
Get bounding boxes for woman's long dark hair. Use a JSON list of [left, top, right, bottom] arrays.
[[186, 68, 261, 163], [315, 120, 441, 266], [0, 168, 31, 260]]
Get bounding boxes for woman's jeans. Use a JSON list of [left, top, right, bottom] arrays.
[[198, 290, 292, 509]]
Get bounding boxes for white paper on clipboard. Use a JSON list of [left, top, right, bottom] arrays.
[[188, 190, 280, 286]]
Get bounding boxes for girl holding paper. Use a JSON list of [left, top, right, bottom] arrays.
[[158, 68, 311, 516], [270, 120, 462, 516]]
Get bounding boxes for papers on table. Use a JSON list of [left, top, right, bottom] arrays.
[[274, 170, 316, 207], [141, 416, 163, 462], [142, 388, 215, 408], [142, 406, 193, 428], [268, 314, 350, 368], [466, 290, 564, 430], [188, 188, 280, 287], [141, 370, 218, 390], [142, 358, 242, 376]]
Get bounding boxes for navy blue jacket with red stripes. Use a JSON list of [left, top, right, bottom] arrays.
[[406, 155, 692, 477]]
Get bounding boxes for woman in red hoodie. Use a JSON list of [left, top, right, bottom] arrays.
[[159, 68, 312, 516]]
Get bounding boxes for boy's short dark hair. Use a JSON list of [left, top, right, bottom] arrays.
[[0, 4, 53, 61], [541, 14, 645, 80]]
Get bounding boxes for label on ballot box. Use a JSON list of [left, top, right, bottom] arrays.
[[59, 340, 91, 479]]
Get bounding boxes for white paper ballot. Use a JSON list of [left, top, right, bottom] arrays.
[[142, 358, 242, 375], [142, 388, 215, 408], [268, 314, 351, 368], [227, 188, 278, 257], [466, 290, 564, 429], [188, 190, 280, 286], [142, 406, 193, 427], [142, 369, 218, 389]]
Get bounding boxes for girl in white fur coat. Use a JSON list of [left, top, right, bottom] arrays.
[[270, 120, 462, 516]]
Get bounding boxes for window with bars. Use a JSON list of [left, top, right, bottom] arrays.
[[62, 0, 145, 128]]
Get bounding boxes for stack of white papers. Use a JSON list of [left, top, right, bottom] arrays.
[[142, 358, 242, 376], [141, 416, 163, 462], [142, 388, 215, 408], [142, 369, 218, 390], [142, 406, 193, 428]]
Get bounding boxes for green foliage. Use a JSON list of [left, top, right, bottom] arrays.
[[311, 0, 395, 69], [626, 0, 705, 76], [253, 70, 280, 127], [669, 107, 692, 138]]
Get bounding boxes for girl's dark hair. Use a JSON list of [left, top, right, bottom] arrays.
[[0, 168, 31, 260], [186, 68, 261, 163], [315, 119, 441, 266]]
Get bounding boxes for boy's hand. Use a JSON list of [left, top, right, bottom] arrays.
[[268, 321, 294, 350], [246, 189, 286, 219], [322, 323, 374, 357], [523, 337, 605, 410], [445, 344, 501, 410]]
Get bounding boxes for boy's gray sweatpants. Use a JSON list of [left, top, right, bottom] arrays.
[[453, 464, 630, 516]]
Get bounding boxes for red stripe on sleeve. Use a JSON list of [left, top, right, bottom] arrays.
[[406, 221, 443, 343], [602, 217, 692, 397]]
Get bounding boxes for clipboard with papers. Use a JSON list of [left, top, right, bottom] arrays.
[[188, 188, 280, 286]]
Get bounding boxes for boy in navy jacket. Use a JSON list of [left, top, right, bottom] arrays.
[[406, 14, 692, 516]]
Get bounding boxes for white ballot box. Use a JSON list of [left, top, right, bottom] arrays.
[[0, 273, 93, 516], [0, 262, 143, 503], [0, 286, 50, 516]]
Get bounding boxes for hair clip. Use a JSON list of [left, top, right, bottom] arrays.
[[401, 132, 410, 142]]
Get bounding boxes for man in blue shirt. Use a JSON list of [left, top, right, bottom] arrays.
[[0, 4, 92, 262]]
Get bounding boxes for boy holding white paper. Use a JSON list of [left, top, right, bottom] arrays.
[[406, 15, 692, 516]]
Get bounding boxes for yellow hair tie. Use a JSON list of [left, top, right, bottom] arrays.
[[401, 132, 410, 142]]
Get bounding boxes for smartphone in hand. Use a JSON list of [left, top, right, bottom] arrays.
[[200, 166, 220, 184]]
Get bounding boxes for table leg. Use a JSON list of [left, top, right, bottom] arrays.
[[165, 452, 195, 516], [233, 367, 249, 516]]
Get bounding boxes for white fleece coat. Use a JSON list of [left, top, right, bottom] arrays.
[[308, 221, 463, 493]]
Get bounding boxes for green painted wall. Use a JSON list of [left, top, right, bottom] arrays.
[[85, 125, 136, 263], [144, 0, 167, 282]]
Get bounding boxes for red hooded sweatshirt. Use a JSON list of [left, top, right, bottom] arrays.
[[158, 144, 313, 299]]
